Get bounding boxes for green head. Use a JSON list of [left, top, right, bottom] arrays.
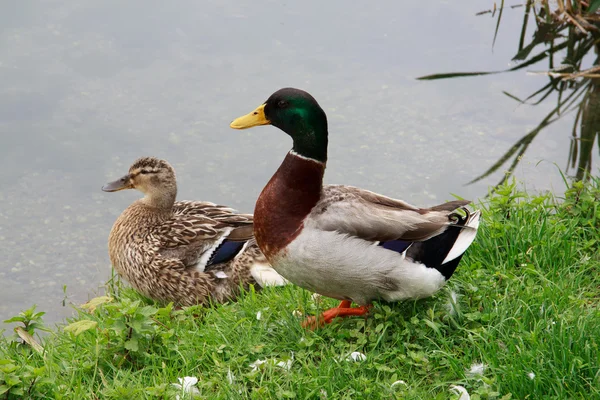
[[230, 88, 329, 162]]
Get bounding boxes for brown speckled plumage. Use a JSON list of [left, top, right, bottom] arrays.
[[104, 157, 285, 307]]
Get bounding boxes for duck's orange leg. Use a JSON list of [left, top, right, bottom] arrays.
[[302, 300, 372, 329]]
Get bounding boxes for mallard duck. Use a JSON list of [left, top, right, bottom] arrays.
[[102, 156, 286, 307], [230, 88, 480, 327]]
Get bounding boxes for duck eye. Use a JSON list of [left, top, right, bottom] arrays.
[[277, 100, 288, 108], [140, 170, 151, 175]]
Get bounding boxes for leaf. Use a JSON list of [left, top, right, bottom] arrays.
[[32, 311, 46, 319], [423, 319, 441, 335], [131, 319, 144, 331], [3, 316, 25, 324], [4, 374, 21, 387], [418, 39, 570, 81], [588, 0, 600, 14], [124, 338, 139, 352], [492, 0, 504, 50], [417, 71, 500, 80], [138, 306, 158, 317], [502, 91, 525, 103], [80, 296, 113, 312], [0, 385, 8, 395], [63, 320, 98, 336], [278, 390, 297, 399], [0, 363, 18, 373], [375, 364, 395, 372], [110, 319, 127, 333], [15, 327, 44, 354]]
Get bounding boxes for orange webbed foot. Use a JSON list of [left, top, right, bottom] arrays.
[[301, 300, 372, 329]]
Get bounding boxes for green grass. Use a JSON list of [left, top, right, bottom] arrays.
[[1, 178, 599, 399]]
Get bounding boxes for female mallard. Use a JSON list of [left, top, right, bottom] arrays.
[[230, 88, 480, 327], [102, 156, 286, 307]]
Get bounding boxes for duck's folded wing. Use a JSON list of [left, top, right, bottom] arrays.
[[308, 185, 471, 242], [154, 203, 255, 269], [173, 200, 252, 223], [164, 201, 254, 245], [154, 215, 227, 247]]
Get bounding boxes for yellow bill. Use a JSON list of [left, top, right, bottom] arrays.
[[230, 104, 270, 129]]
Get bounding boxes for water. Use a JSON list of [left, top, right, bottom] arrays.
[[0, 1, 593, 329]]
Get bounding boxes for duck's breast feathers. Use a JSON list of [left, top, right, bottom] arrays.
[[306, 185, 472, 243]]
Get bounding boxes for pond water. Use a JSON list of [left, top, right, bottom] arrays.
[[1, 0, 595, 329]]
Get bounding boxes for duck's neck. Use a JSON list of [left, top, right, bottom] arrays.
[[141, 189, 177, 211], [290, 125, 328, 163], [254, 151, 325, 259]]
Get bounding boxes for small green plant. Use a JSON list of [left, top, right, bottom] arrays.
[[0, 361, 54, 399], [1, 306, 52, 399], [3, 305, 46, 340]]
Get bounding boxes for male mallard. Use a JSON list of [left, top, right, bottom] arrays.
[[102, 156, 286, 307], [230, 88, 480, 326]]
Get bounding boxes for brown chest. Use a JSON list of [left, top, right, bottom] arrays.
[[253, 152, 325, 261]]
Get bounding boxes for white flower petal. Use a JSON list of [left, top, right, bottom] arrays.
[[391, 380, 407, 388], [311, 293, 322, 301], [528, 372, 535, 380], [256, 311, 262, 320], [346, 351, 367, 362], [292, 310, 303, 317], [227, 368, 235, 384], [450, 385, 470, 400]]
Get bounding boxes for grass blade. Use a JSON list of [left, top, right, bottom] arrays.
[[492, 0, 505, 50], [418, 40, 570, 81], [517, 0, 533, 53], [502, 91, 525, 103], [588, 0, 600, 13], [417, 71, 500, 80], [569, 105, 583, 169]]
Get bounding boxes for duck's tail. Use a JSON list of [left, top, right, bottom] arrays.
[[226, 239, 287, 287], [208, 239, 288, 288], [243, 241, 289, 287], [405, 207, 481, 280], [250, 261, 289, 287]]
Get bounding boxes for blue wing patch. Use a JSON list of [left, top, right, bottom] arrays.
[[207, 240, 246, 267], [379, 240, 412, 255]]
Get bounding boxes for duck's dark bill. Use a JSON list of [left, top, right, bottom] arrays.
[[102, 176, 132, 192], [230, 104, 270, 129]]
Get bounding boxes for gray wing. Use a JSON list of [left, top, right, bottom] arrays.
[[307, 185, 470, 242]]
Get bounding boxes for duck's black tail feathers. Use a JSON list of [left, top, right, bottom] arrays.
[[405, 208, 481, 280]]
